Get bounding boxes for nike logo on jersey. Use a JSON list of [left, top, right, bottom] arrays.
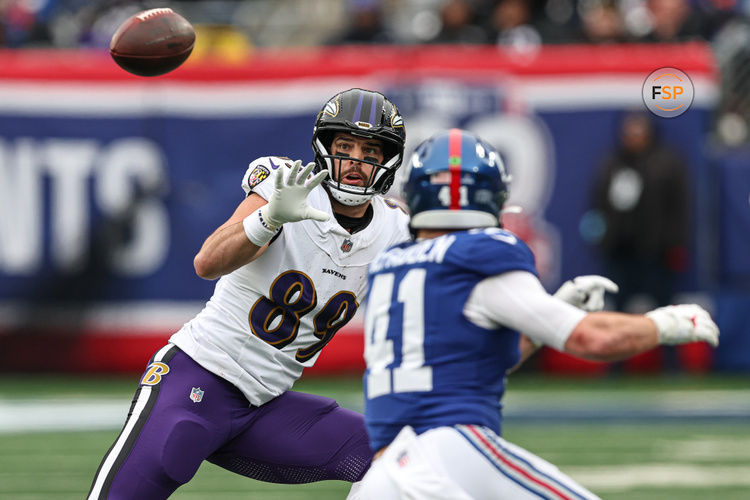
[[267, 157, 292, 170], [322, 268, 347, 280]]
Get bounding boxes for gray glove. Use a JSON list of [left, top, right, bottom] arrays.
[[261, 160, 329, 229]]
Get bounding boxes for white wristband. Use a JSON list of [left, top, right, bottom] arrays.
[[243, 208, 280, 247]]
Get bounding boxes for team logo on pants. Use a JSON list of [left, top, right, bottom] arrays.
[[141, 362, 170, 386], [190, 387, 204, 403]]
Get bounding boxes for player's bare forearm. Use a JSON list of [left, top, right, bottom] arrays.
[[508, 334, 540, 373], [193, 222, 266, 279], [563, 312, 659, 362], [193, 193, 270, 280]]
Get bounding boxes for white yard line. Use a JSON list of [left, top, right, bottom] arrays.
[[2, 397, 750, 492], [0, 398, 129, 433], [2, 390, 749, 433], [566, 463, 750, 492], [656, 436, 750, 461], [502, 389, 750, 419]]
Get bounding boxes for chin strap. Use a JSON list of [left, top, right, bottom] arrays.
[[327, 184, 375, 206]]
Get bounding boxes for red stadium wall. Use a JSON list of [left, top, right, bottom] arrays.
[[0, 43, 720, 375], [0, 43, 715, 80], [0, 324, 367, 375]]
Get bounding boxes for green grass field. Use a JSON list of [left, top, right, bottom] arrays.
[[1, 373, 749, 499]]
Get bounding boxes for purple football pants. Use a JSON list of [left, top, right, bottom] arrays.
[[87, 345, 372, 499]]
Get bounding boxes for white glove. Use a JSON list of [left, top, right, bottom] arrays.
[[553, 275, 619, 312], [261, 160, 330, 229], [646, 304, 720, 347]]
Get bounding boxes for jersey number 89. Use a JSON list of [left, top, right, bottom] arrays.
[[249, 270, 358, 363]]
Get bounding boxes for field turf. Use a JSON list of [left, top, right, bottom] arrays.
[[1, 373, 749, 499]]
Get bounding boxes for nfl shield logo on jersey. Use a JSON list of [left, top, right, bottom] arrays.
[[341, 238, 353, 252], [189, 387, 204, 403]]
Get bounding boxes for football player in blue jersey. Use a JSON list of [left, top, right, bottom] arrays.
[[358, 128, 720, 499]]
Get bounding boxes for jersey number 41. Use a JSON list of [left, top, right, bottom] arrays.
[[365, 268, 433, 399]]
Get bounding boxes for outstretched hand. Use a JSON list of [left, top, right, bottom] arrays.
[[261, 160, 330, 228], [646, 304, 720, 347], [553, 275, 619, 312]]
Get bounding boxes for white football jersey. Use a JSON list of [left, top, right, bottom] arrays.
[[170, 156, 410, 406]]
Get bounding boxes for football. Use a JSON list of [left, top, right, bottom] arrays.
[[110, 8, 195, 77]]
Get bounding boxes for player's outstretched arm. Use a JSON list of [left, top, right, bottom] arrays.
[[193, 193, 270, 280], [511, 274, 619, 372], [193, 161, 329, 280], [564, 304, 719, 362]]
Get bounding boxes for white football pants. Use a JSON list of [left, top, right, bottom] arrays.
[[359, 425, 600, 500]]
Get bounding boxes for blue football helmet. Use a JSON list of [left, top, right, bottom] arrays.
[[404, 128, 510, 229]]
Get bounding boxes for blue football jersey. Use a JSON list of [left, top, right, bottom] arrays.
[[363, 228, 537, 451]]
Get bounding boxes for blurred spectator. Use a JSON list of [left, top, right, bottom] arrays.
[[191, 24, 253, 63], [5, 0, 748, 50], [76, 2, 145, 47], [430, 0, 488, 44], [537, 0, 580, 43], [712, 14, 750, 145], [638, 0, 706, 41], [588, 111, 691, 312], [578, 0, 629, 43], [488, 0, 543, 50], [327, 0, 394, 44], [697, 0, 741, 39], [0, 0, 56, 47]]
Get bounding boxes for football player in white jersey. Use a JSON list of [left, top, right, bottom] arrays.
[[359, 128, 720, 499], [87, 89, 410, 499]]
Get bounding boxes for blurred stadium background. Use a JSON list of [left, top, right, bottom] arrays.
[[1, 0, 750, 498]]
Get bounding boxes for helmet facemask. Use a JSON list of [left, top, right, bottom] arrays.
[[314, 131, 401, 206], [312, 88, 406, 206]]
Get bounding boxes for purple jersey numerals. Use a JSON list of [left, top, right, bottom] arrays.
[[249, 270, 359, 362]]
